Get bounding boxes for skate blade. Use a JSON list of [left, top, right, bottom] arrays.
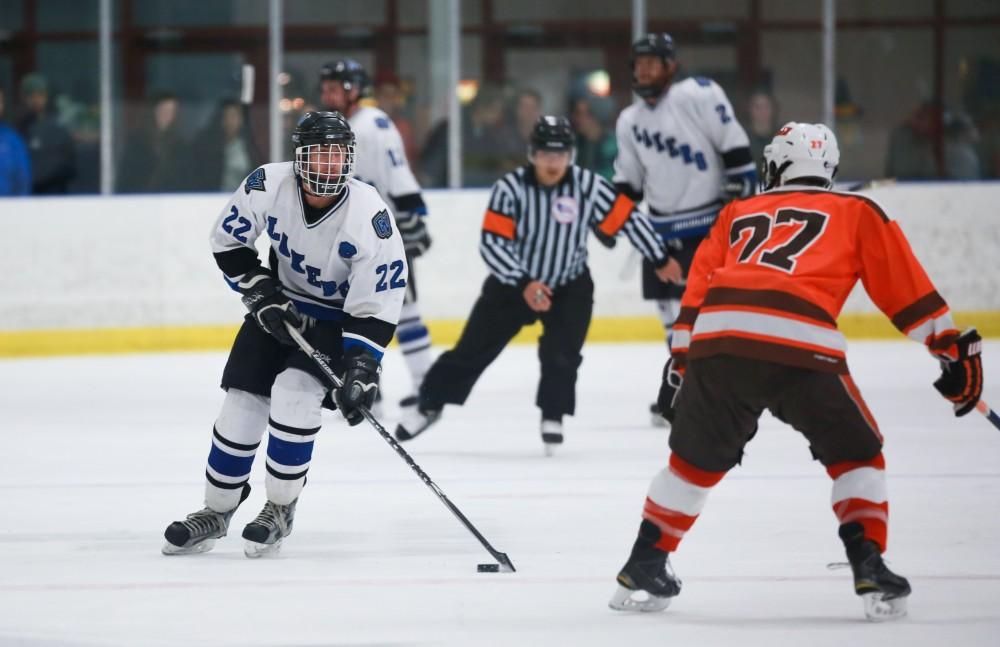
[[244, 539, 282, 559], [608, 584, 673, 613], [650, 413, 670, 429], [161, 538, 216, 556], [543, 443, 557, 457], [862, 592, 908, 622]]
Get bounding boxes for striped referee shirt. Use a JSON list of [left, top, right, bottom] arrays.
[[481, 165, 669, 288]]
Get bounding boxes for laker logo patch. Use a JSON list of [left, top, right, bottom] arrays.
[[244, 167, 266, 194], [372, 209, 393, 239]]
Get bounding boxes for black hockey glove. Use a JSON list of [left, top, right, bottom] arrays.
[[238, 270, 302, 346], [334, 347, 381, 426], [722, 173, 754, 200], [656, 355, 684, 423], [398, 215, 432, 258], [933, 328, 983, 417]]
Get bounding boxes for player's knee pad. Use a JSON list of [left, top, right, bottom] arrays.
[[215, 388, 270, 446], [269, 367, 325, 430]]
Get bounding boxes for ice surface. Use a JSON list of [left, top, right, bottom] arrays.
[[1, 341, 999, 646]]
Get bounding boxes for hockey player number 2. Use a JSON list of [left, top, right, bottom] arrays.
[[729, 208, 829, 273]]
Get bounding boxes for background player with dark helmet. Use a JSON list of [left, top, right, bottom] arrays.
[[162, 111, 407, 557], [394, 116, 681, 454], [613, 33, 756, 426], [320, 59, 433, 412], [609, 122, 985, 620]]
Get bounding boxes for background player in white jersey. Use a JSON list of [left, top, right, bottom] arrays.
[[162, 112, 407, 557], [320, 59, 433, 410], [613, 33, 756, 425]]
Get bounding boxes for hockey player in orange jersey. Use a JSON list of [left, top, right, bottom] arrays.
[[608, 122, 985, 621]]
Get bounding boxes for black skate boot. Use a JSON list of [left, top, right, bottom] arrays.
[[394, 404, 441, 441], [839, 523, 911, 621], [162, 483, 251, 555], [242, 498, 297, 558], [609, 520, 682, 612]]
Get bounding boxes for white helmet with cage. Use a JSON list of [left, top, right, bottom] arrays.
[[761, 122, 840, 191], [291, 111, 356, 197]]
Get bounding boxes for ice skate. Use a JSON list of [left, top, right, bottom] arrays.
[[609, 549, 681, 612], [840, 524, 911, 621], [649, 403, 669, 428], [394, 405, 440, 441], [540, 419, 563, 457], [162, 484, 250, 555], [242, 499, 297, 558]]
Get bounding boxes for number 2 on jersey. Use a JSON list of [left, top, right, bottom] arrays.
[[729, 208, 829, 273], [375, 259, 406, 292]]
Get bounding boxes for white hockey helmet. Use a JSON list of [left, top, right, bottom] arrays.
[[761, 122, 840, 190]]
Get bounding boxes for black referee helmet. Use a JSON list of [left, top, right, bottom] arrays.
[[529, 115, 575, 156], [319, 58, 371, 96]]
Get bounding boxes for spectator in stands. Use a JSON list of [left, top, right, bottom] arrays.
[[118, 92, 191, 193], [0, 86, 32, 196], [191, 99, 260, 192], [374, 72, 417, 164], [463, 86, 520, 186], [513, 88, 543, 152], [944, 110, 981, 180], [15, 73, 76, 194], [747, 90, 778, 164], [885, 101, 941, 180], [569, 95, 617, 180]]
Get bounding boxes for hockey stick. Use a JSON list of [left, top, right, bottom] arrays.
[[284, 323, 516, 573], [975, 400, 1000, 432], [240, 64, 263, 165]]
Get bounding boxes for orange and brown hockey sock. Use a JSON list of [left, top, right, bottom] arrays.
[[826, 453, 889, 551], [639, 452, 728, 553]]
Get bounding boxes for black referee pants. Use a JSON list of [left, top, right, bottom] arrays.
[[420, 271, 594, 421]]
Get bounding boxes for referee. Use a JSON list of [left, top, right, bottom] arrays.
[[395, 116, 681, 455]]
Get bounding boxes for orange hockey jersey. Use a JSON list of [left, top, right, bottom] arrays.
[[670, 186, 960, 374]]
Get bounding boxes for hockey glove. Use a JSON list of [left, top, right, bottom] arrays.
[[398, 215, 432, 258], [722, 172, 755, 200], [933, 328, 983, 417], [334, 347, 381, 426], [656, 355, 684, 423], [238, 270, 302, 346]]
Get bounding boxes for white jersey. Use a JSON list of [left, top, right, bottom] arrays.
[[210, 162, 407, 352], [614, 76, 753, 239], [349, 105, 421, 208]]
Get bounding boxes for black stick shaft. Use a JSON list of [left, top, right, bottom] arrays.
[[977, 400, 1000, 432], [285, 325, 515, 571]]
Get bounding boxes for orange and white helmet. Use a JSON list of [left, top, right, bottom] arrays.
[[761, 122, 839, 190]]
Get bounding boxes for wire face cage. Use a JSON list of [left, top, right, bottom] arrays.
[[294, 143, 356, 196]]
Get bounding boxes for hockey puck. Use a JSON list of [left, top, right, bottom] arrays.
[[477, 563, 500, 573]]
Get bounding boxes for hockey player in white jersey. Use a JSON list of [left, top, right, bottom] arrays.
[[320, 59, 433, 410], [162, 111, 407, 557], [613, 33, 756, 425]]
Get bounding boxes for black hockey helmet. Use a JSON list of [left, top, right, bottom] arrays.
[[292, 111, 355, 197], [529, 115, 575, 155], [319, 58, 371, 97], [291, 110, 355, 147], [630, 33, 676, 99]]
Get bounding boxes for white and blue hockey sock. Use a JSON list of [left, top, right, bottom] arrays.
[[397, 300, 433, 393], [264, 368, 324, 505], [204, 389, 269, 512]]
